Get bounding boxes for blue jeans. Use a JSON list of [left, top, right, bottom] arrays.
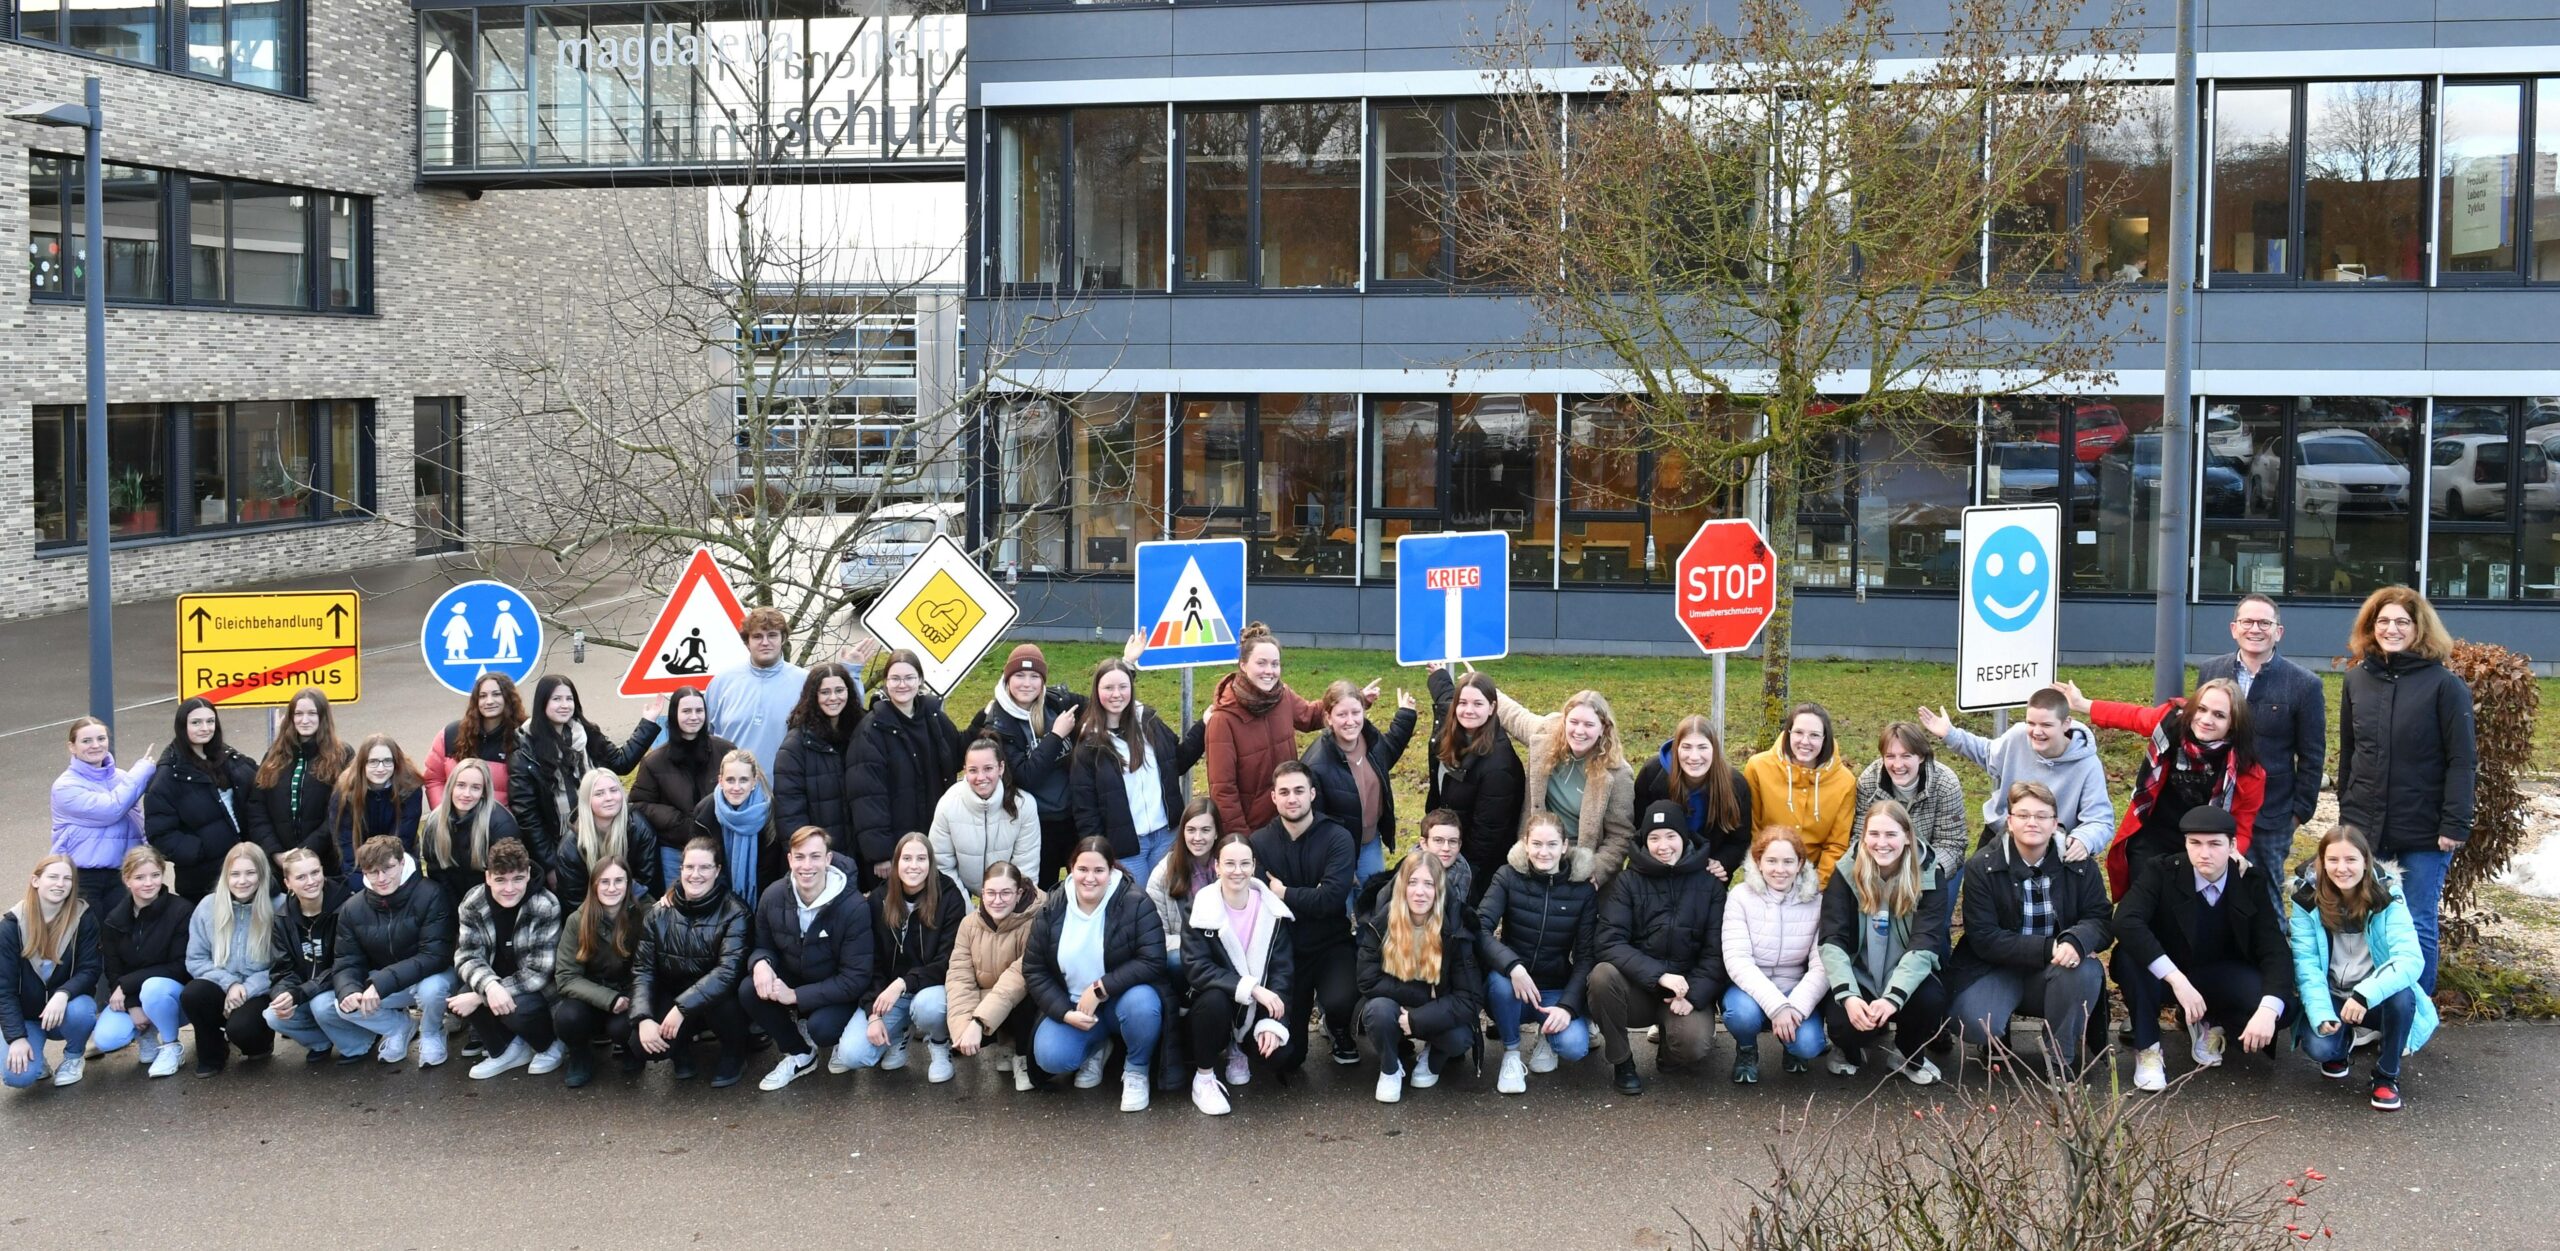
[[832, 985, 951, 1069], [1350, 838, 1388, 918], [1032, 982, 1164, 1076], [311, 971, 456, 1056], [2248, 818, 2297, 907], [1721, 985, 1828, 1061], [2302, 987, 2415, 1078], [1484, 976, 1592, 1060], [1118, 828, 1174, 891], [3, 994, 99, 1087], [2384, 848, 2452, 995], [262, 996, 335, 1053], [90, 976, 185, 1055]]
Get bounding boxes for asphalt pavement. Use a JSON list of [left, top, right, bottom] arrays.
[[2, 562, 2555, 1249]]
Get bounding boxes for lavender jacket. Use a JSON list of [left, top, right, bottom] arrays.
[[52, 755, 158, 869]]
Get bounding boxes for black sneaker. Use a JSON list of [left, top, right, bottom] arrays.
[[563, 1056, 595, 1089], [1330, 1040, 1363, 1067], [2319, 1058, 2351, 1080], [1613, 1059, 1645, 1095], [709, 1056, 747, 1088], [1731, 1054, 1760, 1085], [2370, 1074, 2403, 1111], [1783, 1055, 1809, 1075], [671, 1051, 697, 1081], [193, 1056, 225, 1078], [305, 1047, 332, 1065], [334, 1047, 367, 1066]]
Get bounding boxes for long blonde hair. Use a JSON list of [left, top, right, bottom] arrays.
[[421, 757, 499, 873], [1845, 801, 1925, 921], [573, 767, 631, 871], [1380, 853, 1448, 985], [206, 843, 277, 967], [1539, 689, 1628, 777], [13, 854, 86, 962]]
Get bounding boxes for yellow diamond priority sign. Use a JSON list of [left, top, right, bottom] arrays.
[[860, 535, 1017, 695]]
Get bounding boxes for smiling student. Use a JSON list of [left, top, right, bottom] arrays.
[[744, 826, 875, 1092], [2289, 825, 2436, 1111], [2057, 677, 2264, 900], [1745, 703, 1857, 886], [448, 838, 567, 1080]]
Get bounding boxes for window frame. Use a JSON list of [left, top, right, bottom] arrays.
[[2207, 79, 2432, 288], [27, 154, 371, 314], [984, 107, 1170, 297], [4, 0, 306, 96], [34, 397, 374, 552], [2195, 396, 2424, 601], [2435, 79, 2532, 288], [2425, 398, 2549, 602], [1167, 394, 1355, 580], [1173, 101, 1360, 293]]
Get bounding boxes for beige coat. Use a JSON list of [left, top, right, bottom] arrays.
[[946, 886, 1044, 1030], [1493, 692, 1638, 893]]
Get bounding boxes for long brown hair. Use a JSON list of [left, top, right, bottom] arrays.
[[2310, 825, 2398, 935], [13, 854, 86, 961], [1076, 658, 1148, 772], [787, 662, 859, 744], [879, 832, 946, 932], [333, 734, 424, 848], [2346, 584, 2453, 663], [256, 687, 350, 788], [1380, 852, 1448, 984], [1539, 689, 1628, 776], [1435, 669, 1502, 769], [574, 855, 645, 965], [1663, 715, 1743, 830], [451, 673, 524, 762], [1160, 797, 1218, 903]]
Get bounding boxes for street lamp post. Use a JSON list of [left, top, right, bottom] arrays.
[[12, 78, 114, 729], [2153, 1, 2199, 701]]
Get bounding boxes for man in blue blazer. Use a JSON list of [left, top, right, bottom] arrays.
[[2198, 594, 2325, 898]]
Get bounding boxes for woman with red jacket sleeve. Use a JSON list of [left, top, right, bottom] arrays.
[[2058, 678, 2264, 899]]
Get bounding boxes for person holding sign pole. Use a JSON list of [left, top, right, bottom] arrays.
[[1491, 678, 1637, 894], [1421, 664, 1525, 910], [1205, 623, 1369, 836]]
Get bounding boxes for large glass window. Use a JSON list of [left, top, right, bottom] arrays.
[[1858, 414, 1977, 590], [2211, 82, 2425, 283], [995, 393, 1171, 574], [11, 0, 300, 92], [234, 401, 312, 524], [1168, 395, 1354, 576], [2080, 85, 2175, 282], [1373, 99, 1537, 285], [992, 109, 1166, 291], [994, 398, 1066, 573], [1175, 103, 1357, 289], [2210, 86, 2297, 277], [1986, 397, 2167, 592], [1363, 395, 1558, 581], [227, 183, 306, 306], [2199, 397, 2418, 598], [2427, 400, 2560, 601], [991, 115, 1064, 287], [34, 399, 368, 548], [1181, 109, 1250, 284], [2441, 82, 2524, 278], [2537, 81, 2560, 280], [29, 158, 364, 311], [26, 157, 164, 301], [1561, 397, 1744, 586]]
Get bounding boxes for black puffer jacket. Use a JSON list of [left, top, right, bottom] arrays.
[[143, 746, 269, 899], [774, 723, 856, 853], [1423, 668, 1527, 906], [1356, 891, 1486, 1039], [100, 890, 191, 1002], [252, 743, 341, 865], [869, 875, 966, 997], [551, 809, 664, 910], [1020, 873, 1167, 1022], [966, 684, 1086, 817], [268, 881, 353, 1008], [1300, 708, 1419, 849], [630, 732, 735, 846], [846, 696, 967, 877], [1067, 708, 1206, 858], [420, 804, 524, 913], [2336, 651, 2478, 857], [0, 908, 100, 1044], [1631, 750, 1756, 879], [329, 875, 456, 1000], [507, 718, 661, 874], [1594, 835, 1729, 1003], [630, 880, 749, 1019], [748, 855, 874, 1011], [1475, 844, 1602, 1013]]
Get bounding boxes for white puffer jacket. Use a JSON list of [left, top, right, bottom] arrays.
[[1720, 856, 1829, 1020], [928, 779, 1044, 893]]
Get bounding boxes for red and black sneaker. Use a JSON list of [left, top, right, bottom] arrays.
[[2319, 1059, 2351, 1080], [2369, 1075, 2403, 1111]]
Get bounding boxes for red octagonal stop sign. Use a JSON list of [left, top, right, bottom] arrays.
[[1674, 518, 1777, 655]]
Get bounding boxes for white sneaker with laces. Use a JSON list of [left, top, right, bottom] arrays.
[[51, 1055, 85, 1087], [1524, 1030, 1558, 1074], [881, 1035, 909, 1072], [2192, 1026, 2226, 1069], [926, 1039, 954, 1084], [759, 1052, 816, 1091], [1074, 1047, 1110, 1089], [2133, 1044, 2167, 1092], [1826, 1049, 1860, 1077], [134, 1028, 159, 1066], [1011, 1051, 1033, 1092], [1119, 1069, 1151, 1112], [1410, 1052, 1440, 1089], [148, 1042, 184, 1079], [416, 1025, 447, 1069], [1375, 1067, 1404, 1103], [469, 1038, 533, 1080], [527, 1041, 567, 1076], [379, 1017, 417, 1065], [1497, 1049, 1528, 1095], [1190, 1071, 1232, 1116], [1223, 1046, 1251, 1087]]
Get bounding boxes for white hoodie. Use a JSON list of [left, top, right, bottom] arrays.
[[794, 864, 848, 933]]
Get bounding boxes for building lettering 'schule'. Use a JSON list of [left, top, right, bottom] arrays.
[[963, 0, 2560, 661]]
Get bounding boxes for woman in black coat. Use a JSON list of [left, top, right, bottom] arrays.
[[249, 687, 351, 867], [144, 698, 269, 901], [1423, 665, 1526, 910], [1476, 816, 1601, 1094], [630, 685, 735, 846], [847, 651, 966, 887], [507, 675, 663, 878], [1067, 659, 1207, 877], [1630, 715, 1755, 881], [1356, 851, 1484, 1104], [1021, 838, 1169, 1108], [631, 840, 752, 1086], [90, 848, 191, 1073], [840, 834, 965, 1079], [2335, 586, 2478, 996], [1299, 680, 1418, 891], [773, 663, 861, 859]]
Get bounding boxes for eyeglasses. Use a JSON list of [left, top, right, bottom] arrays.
[[2233, 618, 2278, 630]]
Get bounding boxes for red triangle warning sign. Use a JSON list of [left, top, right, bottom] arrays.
[[619, 548, 753, 697]]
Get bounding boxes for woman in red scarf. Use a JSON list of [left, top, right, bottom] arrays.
[[2058, 678, 2264, 899]]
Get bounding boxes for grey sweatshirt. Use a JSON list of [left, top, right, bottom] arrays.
[[1938, 722, 2119, 857]]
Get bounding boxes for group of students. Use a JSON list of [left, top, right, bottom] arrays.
[[9, 587, 2475, 1117]]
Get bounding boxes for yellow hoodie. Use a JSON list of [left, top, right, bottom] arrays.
[[1742, 736, 1858, 886]]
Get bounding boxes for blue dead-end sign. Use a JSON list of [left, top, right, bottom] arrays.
[[1394, 531, 1510, 666]]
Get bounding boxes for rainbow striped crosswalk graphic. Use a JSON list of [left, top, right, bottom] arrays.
[[1146, 557, 1236, 649]]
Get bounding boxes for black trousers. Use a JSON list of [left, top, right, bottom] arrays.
[[634, 992, 749, 1065], [462, 991, 557, 1053], [2114, 950, 2267, 1049], [553, 997, 637, 1052], [1360, 997, 1474, 1077], [1274, 942, 1357, 1072], [738, 983, 857, 1056], [180, 977, 275, 1064], [1822, 974, 1951, 1064], [1039, 814, 1080, 886]]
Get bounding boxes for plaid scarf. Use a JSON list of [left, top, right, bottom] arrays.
[[2019, 863, 2055, 938], [2122, 704, 2239, 839]]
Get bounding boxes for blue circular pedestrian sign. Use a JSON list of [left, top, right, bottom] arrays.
[[420, 580, 545, 695]]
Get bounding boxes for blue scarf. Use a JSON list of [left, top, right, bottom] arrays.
[[714, 787, 772, 898]]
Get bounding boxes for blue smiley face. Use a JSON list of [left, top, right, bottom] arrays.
[[1969, 525, 2050, 632]]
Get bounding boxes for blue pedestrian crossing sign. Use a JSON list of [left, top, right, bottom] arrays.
[[1133, 538, 1248, 670], [1395, 531, 1510, 667], [420, 580, 545, 695]]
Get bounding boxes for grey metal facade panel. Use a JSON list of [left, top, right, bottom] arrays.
[[2195, 341, 2434, 373], [2421, 342, 2560, 373], [2425, 291, 2560, 345], [970, 13, 1176, 67], [1169, 342, 1373, 368], [2428, 19, 2560, 48], [1167, 296, 1368, 343], [2198, 22, 2440, 54], [1171, 7, 1368, 55], [2198, 292, 2434, 344], [1171, 50, 1375, 77]]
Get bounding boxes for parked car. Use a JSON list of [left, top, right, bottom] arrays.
[[838, 501, 967, 591], [2202, 408, 2255, 467], [2027, 403, 2131, 464], [2098, 431, 2247, 518], [2432, 434, 2556, 519], [2248, 428, 2409, 516], [1987, 441, 2098, 518]]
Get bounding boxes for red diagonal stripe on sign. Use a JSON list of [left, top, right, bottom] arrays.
[[201, 647, 358, 705]]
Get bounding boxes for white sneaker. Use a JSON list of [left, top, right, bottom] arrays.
[[1524, 1030, 1558, 1074], [379, 1018, 417, 1065], [1497, 1048, 1528, 1095], [51, 1055, 85, 1087], [1410, 1052, 1440, 1089], [1119, 1069, 1151, 1112], [2133, 1045, 2167, 1092], [926, 1039, 954, 1084], [416, 1027, 447, 1069], [826, 1035, 856, 1074], [1826, 1049, 1860, 1076], [469, 1038, 533, 1080], [1376, 1066, 1405, 1103], [880, 1035, 909, 1072], [759, 1052, 816, 1092], [1190, 1071, 1232, 1116], [2191, 1026, 2226, 1069], [1223, 1046, 1251, 1087], [133, 1028, 159, 1066], [1011, 1051, 1033, 1093], [526, 1041, 566, 1076], [148, 1042, 184, 1079], [1885, 1048, 1940, 1086], [2352, 1026, 2381, 1051], [1074, 1047, 1109, 1089]]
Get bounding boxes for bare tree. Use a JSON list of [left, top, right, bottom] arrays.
[[1458, 0, 2150, 724]]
